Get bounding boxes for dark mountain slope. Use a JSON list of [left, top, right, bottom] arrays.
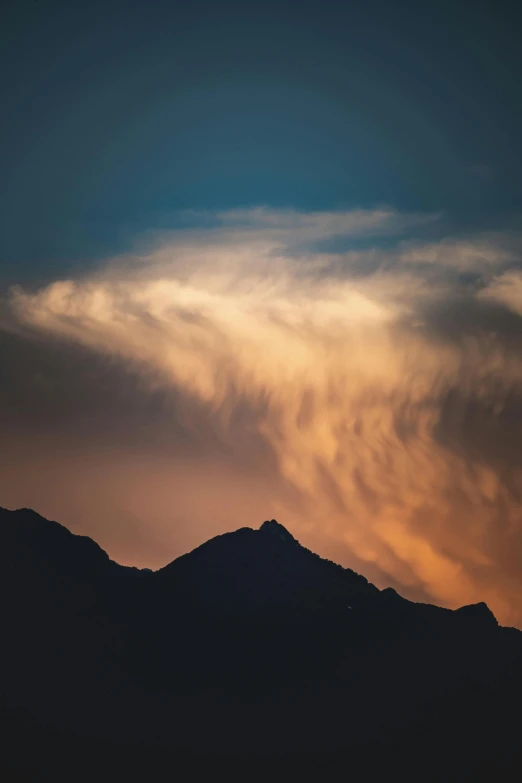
[[1, 506, 521, 775]]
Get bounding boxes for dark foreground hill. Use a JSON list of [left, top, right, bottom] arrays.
[[1, 507, 521, 778]]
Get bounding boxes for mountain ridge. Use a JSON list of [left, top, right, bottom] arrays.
[[0, 506, 503, 624], [1, 504, 521, 775]]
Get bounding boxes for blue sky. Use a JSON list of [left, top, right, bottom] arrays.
[[2, 0, 522, 281]]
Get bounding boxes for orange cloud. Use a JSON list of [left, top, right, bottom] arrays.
[[6, 209, 522, 625]]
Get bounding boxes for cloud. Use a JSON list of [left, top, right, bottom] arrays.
[[479, 270, 522, 316], [4, 207, 522, 626], [398, 236, 515, 271]]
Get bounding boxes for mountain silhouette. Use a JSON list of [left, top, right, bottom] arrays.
[[1, 506, 521, 777]]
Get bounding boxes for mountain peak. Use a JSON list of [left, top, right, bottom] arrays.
[[259, 519, 297, 544], [455, 601, 498, 628]]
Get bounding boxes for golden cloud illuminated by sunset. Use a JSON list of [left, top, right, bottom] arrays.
[[6, 208, 522, 626]]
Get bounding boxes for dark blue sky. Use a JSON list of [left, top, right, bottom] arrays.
[[2, 0, 522, 281]]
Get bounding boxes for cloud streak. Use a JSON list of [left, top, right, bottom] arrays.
[[5, 207, 522, 625]]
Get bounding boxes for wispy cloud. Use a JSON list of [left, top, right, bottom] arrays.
[[479, 270, 522, 316], [4, 207, 522, 625]]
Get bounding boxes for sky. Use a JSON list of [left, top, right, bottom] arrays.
[[2, 0, 522, 625]]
